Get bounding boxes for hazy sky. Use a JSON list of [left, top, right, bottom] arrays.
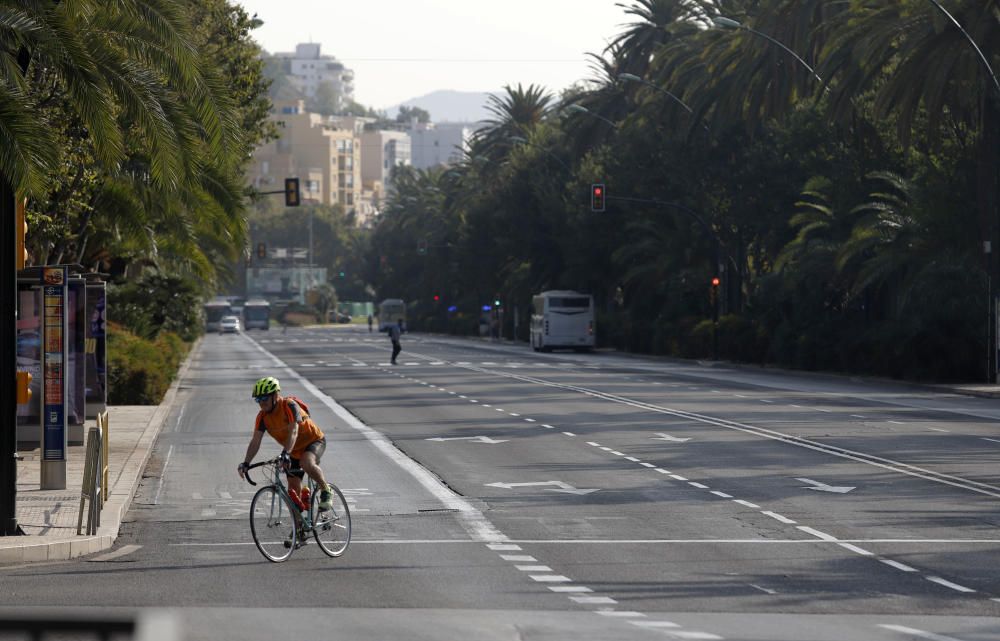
[[233, 0, 633, 109]]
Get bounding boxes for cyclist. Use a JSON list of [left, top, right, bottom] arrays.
[[237, 376, 335, 513]]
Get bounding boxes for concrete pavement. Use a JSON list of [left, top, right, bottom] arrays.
[[0, 340, 196, 565]]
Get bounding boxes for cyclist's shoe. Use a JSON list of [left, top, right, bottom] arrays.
[[318, 486, 334, 511], [283, 535, 307, 550]]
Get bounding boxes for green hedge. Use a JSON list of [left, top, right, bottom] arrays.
[[107, 322, 190, 404]]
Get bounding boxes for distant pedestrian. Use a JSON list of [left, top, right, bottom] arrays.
[[367, 314, 373, 333], [389, 318, 402, 364]]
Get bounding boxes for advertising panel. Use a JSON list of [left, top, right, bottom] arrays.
[[85, 282, 107, 417], [42, 267, 67, 463]]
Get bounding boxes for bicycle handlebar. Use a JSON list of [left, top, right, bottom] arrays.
[[242, 456, 305, 486]]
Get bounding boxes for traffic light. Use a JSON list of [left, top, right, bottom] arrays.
[[433, 294, 440, 302], [284, 177, 301, 207], [15, 197, 27, 269], [256, 242, 266, 259], [15, 371, 31, 405], [591, 183, 606, 212], [417, 239, 428, 255], [338, 271, 345, 278], [494, 297, 501, 307]]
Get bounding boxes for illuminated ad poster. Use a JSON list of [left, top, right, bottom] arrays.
[[42, 266, 67, 461]]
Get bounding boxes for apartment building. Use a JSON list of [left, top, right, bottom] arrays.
[[408, 120, 472, 169], [248, 100, 361, 213], [361, 130, 411, 193], [277, 43, 355, 110]]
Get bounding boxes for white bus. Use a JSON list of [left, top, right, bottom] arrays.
[[243, 299, 271, 330], [378, 298, 406, 332], [530, 291, 595, 352], [204, 299, 234, 333]]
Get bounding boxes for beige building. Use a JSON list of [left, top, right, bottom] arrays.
[[248, 100, 362, 215]]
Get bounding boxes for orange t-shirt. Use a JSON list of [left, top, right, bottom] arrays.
[[255, 397, 324, 458]]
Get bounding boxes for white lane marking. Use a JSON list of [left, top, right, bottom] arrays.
[[688, 482, 709, 489], [524, 418, 536, 422], [927, 427, 950, 433], [711, 491, 733, 498], [878, 624, 969, 641], [516, 565, 552, 572], [500, 555, 536, 562], [797, 526, 837, 541], [587, 442, 601, 447], [89, 545, 142, 562], [838, 543, 873, 556], [563, 432, 576, 436], [531, 575, 572, 582], [673, 632, 724, 640], [734, 499, 762, 509], [448, 391, 457, 395], [790, 404, 803, 408], [982, 438, 1000, 444], [656, 468, 671, 474], [629, 620, 680, 629], [510, 413, 521, 417], [482, 404, 492, 407], [670, 475, 688, 481], [851, 415, 867, 419], [815, 408, 832, 413], [760, 399, 773, 403], [486, 480, 598, 495], [625, 456, 640, 462], [880, 559, 918, 572], [749, 584, 777, 595], [459, 395, 467, 398], [542, 424, 555, 429], [796, 477, 856, 493], [495, 408, 505, 412], [153, 444, 174, 505], [640, 462, 656, 468], [548, 586, 592, 593], [652, 433, 691, 443], [761, 511, 797, 524], [219, 491, 232, 499], [487, 543, 521, 551], [596, 611, 646, 618], [172, 537, 1000, 545], [925, 576, 975, 593], [244, 334, 508, 544], [425, 436, 508, 444], [570, 596, 617, 604], [470, 399, 479, 403]]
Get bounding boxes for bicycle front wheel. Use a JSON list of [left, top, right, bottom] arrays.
[[250, 486, 299, 562], [311, 484, 351, 557]]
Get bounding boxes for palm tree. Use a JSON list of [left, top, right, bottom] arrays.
[[470, 84, 553, 166]]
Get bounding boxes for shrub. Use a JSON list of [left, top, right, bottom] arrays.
[[107, 322, 190, 404]]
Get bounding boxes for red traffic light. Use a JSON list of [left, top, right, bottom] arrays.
[[433, 294, 440, 301], [591, 183, 606, 212], [711, 277, 720, 287]]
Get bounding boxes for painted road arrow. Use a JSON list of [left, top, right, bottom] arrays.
[[652, 433, 691, 443], [485, 481, 599, 495], [796, 477, 856, 494], [425, 436, 509, 444]]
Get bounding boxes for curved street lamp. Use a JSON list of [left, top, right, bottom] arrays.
[[565, 103, 618, 129], [924, 0, 1000, 97], [509, 135, 570, 170], [712, 15, 823, 85], [618, 73, 695, 114]]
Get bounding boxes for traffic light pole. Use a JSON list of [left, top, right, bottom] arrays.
[[1, 177, 22, 535]]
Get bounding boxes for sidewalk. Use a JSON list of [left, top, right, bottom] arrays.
[[0, 344, 194, 565]]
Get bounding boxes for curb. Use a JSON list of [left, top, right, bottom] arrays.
[[0, 338, 201, 565]]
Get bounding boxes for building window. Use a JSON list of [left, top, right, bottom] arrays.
[[347, 193, 354, 205]]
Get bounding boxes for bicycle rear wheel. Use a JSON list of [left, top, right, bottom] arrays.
[[311, 484, 351, 557], [250, 486, 299, 562]]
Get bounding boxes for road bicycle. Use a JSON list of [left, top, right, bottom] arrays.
[[243, 455, 351, 562]]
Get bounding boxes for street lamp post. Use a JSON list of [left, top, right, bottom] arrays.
[[712, 16, 823, 85], [509, 136, 570, 170], [608, 193, 727, 360], [565, 103, 618, 129], [922, 0, 1000, 382]]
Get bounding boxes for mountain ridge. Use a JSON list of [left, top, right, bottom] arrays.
[[385, 89, 495, 123]]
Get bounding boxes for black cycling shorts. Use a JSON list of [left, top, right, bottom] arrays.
[[287, 438, 326, 479]]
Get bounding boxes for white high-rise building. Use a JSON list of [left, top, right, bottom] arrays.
[[278, 43, 355, 109]]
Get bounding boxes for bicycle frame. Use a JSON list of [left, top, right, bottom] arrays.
[[244, 457, 316, 533]]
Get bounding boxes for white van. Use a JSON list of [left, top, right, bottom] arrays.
[[530, 291, 595, 352]]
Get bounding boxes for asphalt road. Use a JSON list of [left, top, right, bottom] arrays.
[[4, 324, 1000, 641]]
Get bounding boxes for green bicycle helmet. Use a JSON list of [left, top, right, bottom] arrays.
[[252, 376, 280, 399]]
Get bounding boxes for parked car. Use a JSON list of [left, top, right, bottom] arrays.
[[335, 312, 352, 324], [219, 315, 240, 333]]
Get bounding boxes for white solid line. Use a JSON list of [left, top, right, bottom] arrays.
[[688, 482, 709, 489], [625, 456, 640, 462], [531, 575, 572, 582], [587, 442, 601, 447], [640, 462, 656, 468], [880, 559, 918, 572], [878, 624, 968, 641], [89, 545, 142, 562], [711, 491, 733, 498], [761, 511, 797, 524], [837, 542, 873, 556], [515, 565, 552, 572], [153, 444, 174, 505], [170, 537, 1000, 546], [548, 586, 592, 593], [500, 555, 536, 562], [925, 576, 976, 593], [733, 499, 760, 509], [670, 475, 688, 481], [570, 596, 617, 604]]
